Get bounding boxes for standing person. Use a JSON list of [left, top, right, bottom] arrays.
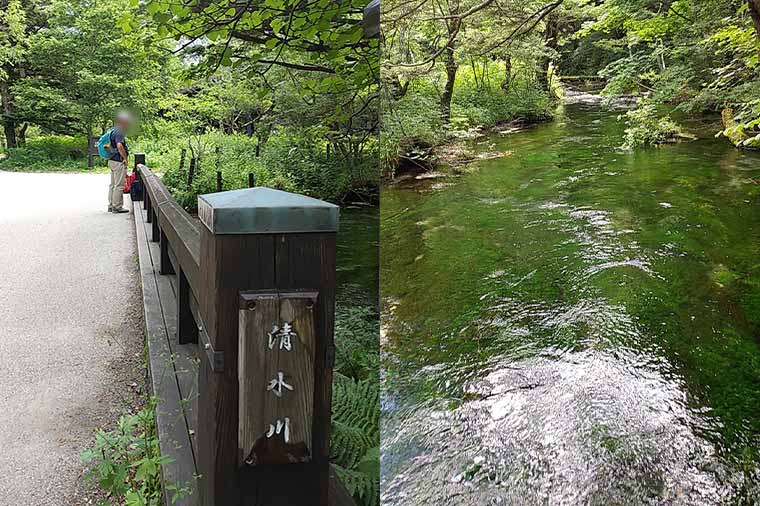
[[107, 112, 131, 213]]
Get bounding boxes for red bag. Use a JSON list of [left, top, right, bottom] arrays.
[[123, 172, 136, 194]]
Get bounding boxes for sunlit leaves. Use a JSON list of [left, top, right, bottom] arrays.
[[142, 0, 378, 108]]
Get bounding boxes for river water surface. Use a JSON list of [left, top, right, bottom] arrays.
[[381, 104, 760, 505]]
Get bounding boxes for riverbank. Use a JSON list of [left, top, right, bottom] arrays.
[[389, 121, 537, 185], [388, 87, 742, 185], [386, 86, 634, 183], [381, 75, 555, 179], [389, 113, 557, 183]]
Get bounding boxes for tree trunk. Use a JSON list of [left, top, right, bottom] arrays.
[[537, 13, 559, 93], [440, 14, 460, 123], [441, 39, 459, 122], [0, 78, 17, 149], [246, 112, 254, 137], [657, 39, 666, 71], [748, 0, 760, 40], [502, 55, 512, 90], [17, 122, 27, 145]]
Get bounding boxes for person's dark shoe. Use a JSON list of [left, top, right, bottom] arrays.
[[108, 206, 114, 212], [112, 208, 129, 214]]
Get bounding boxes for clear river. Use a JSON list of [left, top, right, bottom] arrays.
[[381, 103, 760, 505]]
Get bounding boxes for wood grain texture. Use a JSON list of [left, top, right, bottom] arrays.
[[238, 292, 317, 467], [134, 198, 198, 506], [197, 230, 338, 506], [275, 233, 337, 506], [238, 293, 278, 467], [198, 231, 277, 506]]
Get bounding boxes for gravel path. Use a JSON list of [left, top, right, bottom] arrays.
[[0, 171, 145, 505]]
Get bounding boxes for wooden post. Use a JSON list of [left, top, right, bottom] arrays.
[[246, 113, 254, 137], [216, 171, 223, 192], [188, 158, 196, 191], [177, 268, 198, 345], [248, 173, 255, 188], [159, 230, 175, 275], [152, 209, 160, 242], [132, 153, 145, 202], [88, 136, 98, 169], [196, 188, 339, 506]]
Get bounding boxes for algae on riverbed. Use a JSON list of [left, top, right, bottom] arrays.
[[381, 104, 760, 505]]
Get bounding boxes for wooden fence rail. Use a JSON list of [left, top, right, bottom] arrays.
[[136, 160, 355, 506]]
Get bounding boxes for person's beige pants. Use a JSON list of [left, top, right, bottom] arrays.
[[108, 160, 127, 211]]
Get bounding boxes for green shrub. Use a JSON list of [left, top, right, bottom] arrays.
[[80, 399, 190, 505], [452, 76, 553, 128], [0, 135, 96, 172], [718, 101, 760, 149], [138, 124, 372, 210], [381, 63, 554, 174], [621, 101, 690, 149], [380, 85, 447, 172]]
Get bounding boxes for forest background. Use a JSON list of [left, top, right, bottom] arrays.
[[382, 0, 760, 174]]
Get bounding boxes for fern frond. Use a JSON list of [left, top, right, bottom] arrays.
[[331, 373, 380, 506]]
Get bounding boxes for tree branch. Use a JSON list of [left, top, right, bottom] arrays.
[[256, 59, 335, 73]]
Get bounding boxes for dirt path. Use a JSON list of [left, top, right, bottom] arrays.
[[0, 171, 144, 505]]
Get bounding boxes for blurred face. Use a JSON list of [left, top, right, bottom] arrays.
[[117, 117, 130, 131]]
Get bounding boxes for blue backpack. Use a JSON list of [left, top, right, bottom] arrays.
[[97, 128, 114, 159]]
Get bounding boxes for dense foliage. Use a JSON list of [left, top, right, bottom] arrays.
[[381, 0, 760, 168], [0, 134, 94, 171], [0, 0, 378, 204], [381, 0, 563, 175], [557, 0, 760, 148]]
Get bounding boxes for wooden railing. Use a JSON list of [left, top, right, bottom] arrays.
[[136, 160, 354, 506]]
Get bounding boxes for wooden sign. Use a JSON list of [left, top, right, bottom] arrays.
[[238, 290, 318, 467], [88, 136, 99, 155]]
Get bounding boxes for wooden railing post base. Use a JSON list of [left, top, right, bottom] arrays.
[[177, 268, 198, 345], [159, 230, 175, 275], [196, 188, 339, 506]]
